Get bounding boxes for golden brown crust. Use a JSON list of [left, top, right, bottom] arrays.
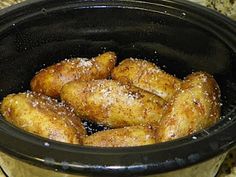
[[61, 79, 166, 128], [0, 92, 86, 144], [157, 72, 221, 142], [83, 126, 156, 147], [111, 58, 181, 101], [31, 52, 117, 98]]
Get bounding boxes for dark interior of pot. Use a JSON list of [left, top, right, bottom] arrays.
[[0, 0, 236, 176]]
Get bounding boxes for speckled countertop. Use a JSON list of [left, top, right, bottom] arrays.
[[189, 0, 236, 19], [0, 0, 235, 177]]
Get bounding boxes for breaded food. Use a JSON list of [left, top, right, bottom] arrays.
[[31, 52, 117, 98], [157, 72, 221, 142], [83, 125, 157, 147], [61, 79, 166, 128], [0, 92, 86, 144], [111, 58, 181, 101]]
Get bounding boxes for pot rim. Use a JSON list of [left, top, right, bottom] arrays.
[[0, 0, 236, 176]]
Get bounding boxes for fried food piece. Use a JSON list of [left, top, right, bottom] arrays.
[[157, 72, 221, 142], [83, 126, 156, 147], [61, 80, 166, 128], [111, 58, 181, 101], [0, 92, 86, 144], [31, 52, 117, 98]]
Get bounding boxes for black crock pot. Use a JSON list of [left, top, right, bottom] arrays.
[[0, 0, 236, 176]]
